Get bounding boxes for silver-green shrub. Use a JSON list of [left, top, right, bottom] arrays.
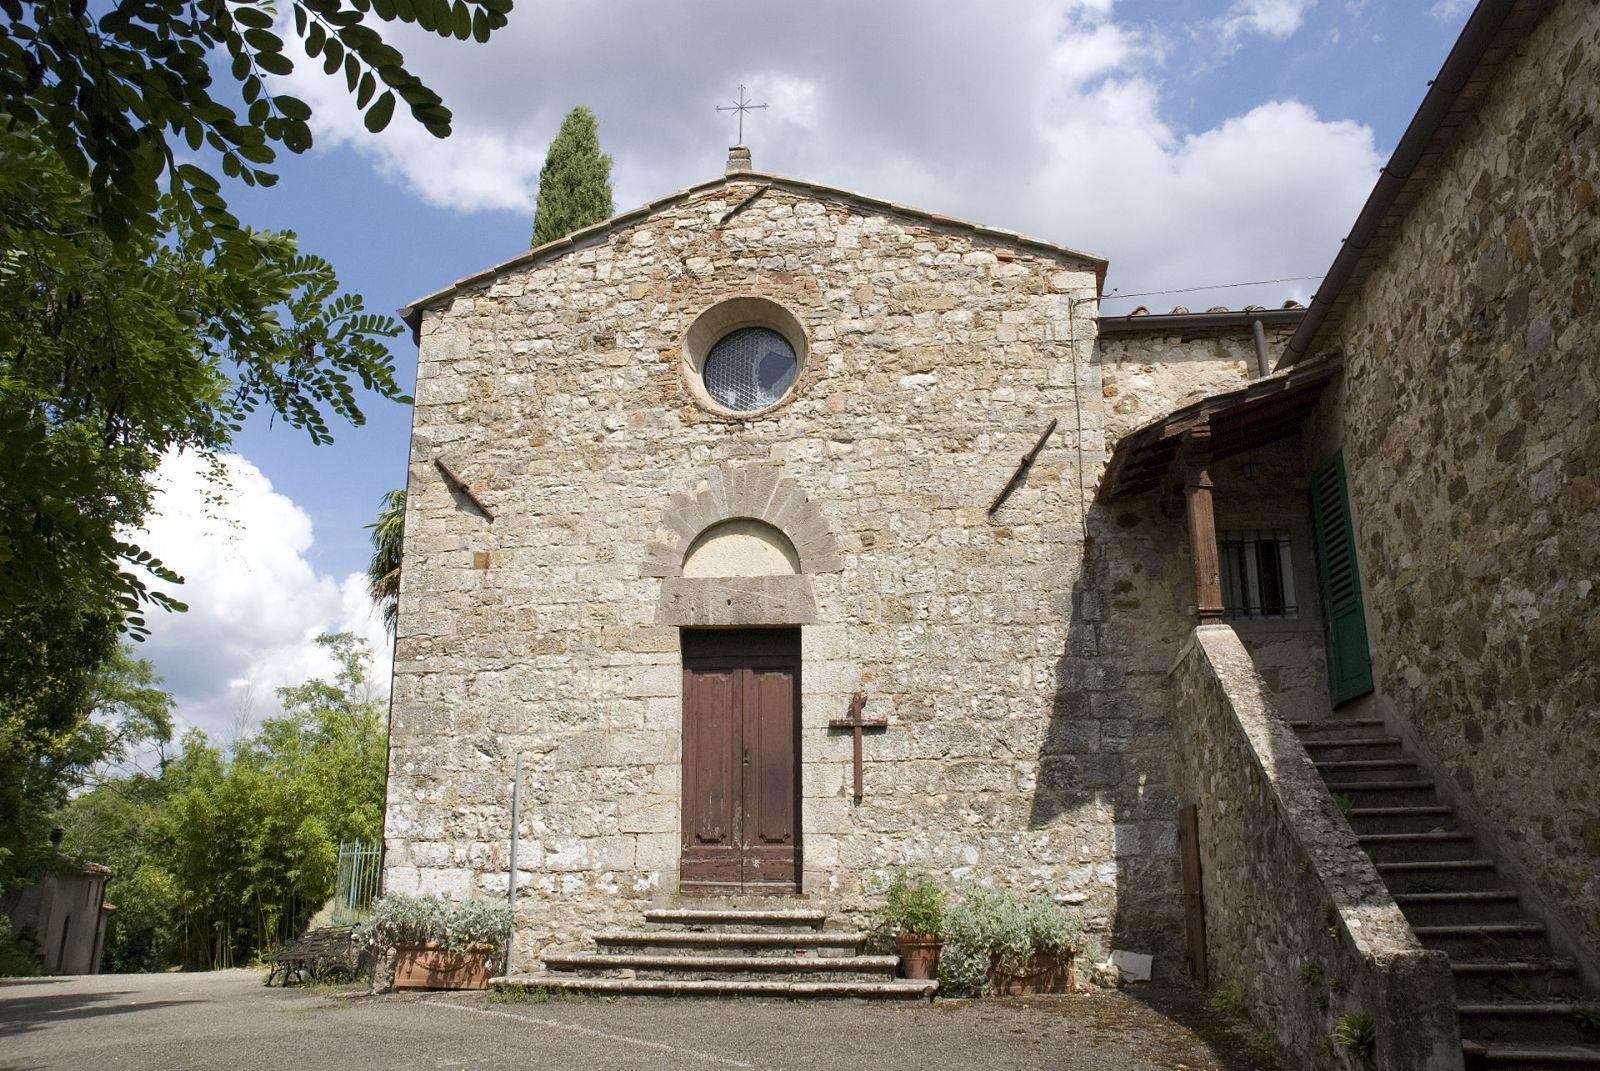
[[370, 893, 447, 947], [448, 899, 514, 952], [938, 885, 1085, 995]]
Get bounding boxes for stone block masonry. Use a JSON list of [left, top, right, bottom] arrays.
[[1325, 0, 1600, 965]]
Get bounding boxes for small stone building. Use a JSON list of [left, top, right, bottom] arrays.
[[386, 1, 1597, 1062]]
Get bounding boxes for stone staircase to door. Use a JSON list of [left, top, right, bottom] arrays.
[[1292, 715, 1600, 1068], [493, 906, 937, 999]]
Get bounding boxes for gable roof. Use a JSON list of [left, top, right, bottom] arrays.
[[1278, 0, 1554, 368], [399, 170, 1108, 334]]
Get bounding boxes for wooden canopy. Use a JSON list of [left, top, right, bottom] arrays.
[[1100, 358, 1341, 503]]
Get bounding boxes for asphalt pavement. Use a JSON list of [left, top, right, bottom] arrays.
[[0, 969, 1281, 1070]]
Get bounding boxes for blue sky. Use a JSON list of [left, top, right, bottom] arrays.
[[136, 0, 1474, 735]]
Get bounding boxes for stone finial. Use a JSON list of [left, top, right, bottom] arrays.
[[726, 145, 752, 174]]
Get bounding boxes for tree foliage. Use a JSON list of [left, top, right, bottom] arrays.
[[0, 645, 174, 896], [57, 634, 388, 972], [530, 105, 614, 247], [0, 0, 512, 249], [366, 488, 406, 636]]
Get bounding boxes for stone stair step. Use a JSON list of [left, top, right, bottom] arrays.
[[1358, 830, 1478, 863], [1328, 780, 1443, 808], [1415, 922, 1552, 959], [1395, 889, 1525, 926], [1398, 891, 1519, 904], [643, 907, 826, 929], [1301, 735, 1403, 748], [1314, 759, 1421, 784], [1346, 805, 1455, 833], [543, 951, 897, 977], [1379, 859, 1506, 893], [493, 973, 937, 1000], [1288, 717, 1386, 734], [1470, 1043, 1600, 1066], [595, 929, 868, 951], [1453, 960, 1587, 1004], [1459, 1003, 1600, 1048]]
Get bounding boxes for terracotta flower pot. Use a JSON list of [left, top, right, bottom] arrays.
[[988, 950, 1076, 995], [895, 932, 945, 980], [391, 942, 497, 990]]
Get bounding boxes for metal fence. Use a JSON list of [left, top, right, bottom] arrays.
[[332, 839, 381, 923]]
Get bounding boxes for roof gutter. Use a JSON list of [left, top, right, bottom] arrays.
[[1097, 307, 1305, 336], [1276, 0, 1523, 369]]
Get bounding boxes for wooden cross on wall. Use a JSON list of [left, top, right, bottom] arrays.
[[828, 691, 887, 802]]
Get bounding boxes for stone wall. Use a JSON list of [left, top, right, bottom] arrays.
[[1171, 626, 1459, 1071], [386, 177, 1216, 967], [1098, 323, 1296, 441], [1323, 0, 1600, 958]]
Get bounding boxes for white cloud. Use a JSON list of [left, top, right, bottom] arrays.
[[1217, 0, 1317, 44], [270, 0, 1378, 311], [1428, 0, 1472, 20], [135, 452, 392, 743]]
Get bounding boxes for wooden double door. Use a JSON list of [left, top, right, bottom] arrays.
[[680, 629, 801, 894]]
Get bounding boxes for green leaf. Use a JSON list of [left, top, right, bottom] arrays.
[[275, 95, 312, 122], [235, 6, 277, 29], [471, 8, 489, 42], [255, 51, 295, 76], [451, 0, 470, 39], [355, 71, 376, 109], [363, 90, 395, 133]]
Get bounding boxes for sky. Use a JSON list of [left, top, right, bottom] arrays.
[[133, 0, 1476, 740]]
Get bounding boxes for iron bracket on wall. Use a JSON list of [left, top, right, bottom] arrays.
[[988, 417, 1059, 517], [435, 458, 494, 522]]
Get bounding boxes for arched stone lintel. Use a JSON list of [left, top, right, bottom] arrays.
[[641, 463, 842, 578]]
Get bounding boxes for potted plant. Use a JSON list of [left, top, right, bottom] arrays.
[[372, 894, 513, 991], [875, 869, 947, 980], [939, 885, 1085, 995]]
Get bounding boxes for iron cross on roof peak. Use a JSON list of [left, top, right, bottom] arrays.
[[716, 84, 767, 146]]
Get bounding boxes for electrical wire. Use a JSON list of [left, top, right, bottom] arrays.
[[1101, 275, 1324, 301]]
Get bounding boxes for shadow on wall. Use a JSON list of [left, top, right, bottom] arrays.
[[1028, 494, 1195, 972]]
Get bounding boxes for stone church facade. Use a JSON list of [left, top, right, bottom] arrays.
[[384, 153, 1305, 965]]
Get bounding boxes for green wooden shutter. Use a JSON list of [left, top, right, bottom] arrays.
[[1309, 451, 1375, 705]]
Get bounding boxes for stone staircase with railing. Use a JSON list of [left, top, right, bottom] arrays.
[[1291, 715, 1600, 1069], [492, 906, 937, 999]]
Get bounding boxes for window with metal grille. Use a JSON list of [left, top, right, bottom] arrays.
[[702, 327, 798, 412], [1219, 529, 1297, 619]]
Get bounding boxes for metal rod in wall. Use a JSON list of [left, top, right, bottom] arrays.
[[1251, 319, 1271, 378], [506, 753, 522, 971]]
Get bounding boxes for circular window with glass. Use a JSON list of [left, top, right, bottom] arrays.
[[702, 327, 799, 413], [681, 297, 808, 418]]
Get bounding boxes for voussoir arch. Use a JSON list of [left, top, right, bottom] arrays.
[[641, 463, 842, 578]]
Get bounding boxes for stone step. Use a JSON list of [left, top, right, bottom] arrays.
[[1394, 890, 1525, 926], [1314, 758, 1421, 783], [1301, 735, 1403, 749], [1453, 961, 1584, 1003], [1288, 717, 1386, 736], [543, 951, 898, 978], [493, 973, 937, 1000], [1458, 1003, 1600, 1048], [1470, 1043, 1600, 1066], [1358, 830, 1478, 863], [1379, 859, 1507, 893], [1414, 922, 1552, 960], [1347, 804, 1456, 834], [595, 929, 868, 952], [643, 907, 827, 930], [1327, 779, 1443, 808]]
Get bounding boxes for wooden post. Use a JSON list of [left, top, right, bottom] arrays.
[[1177, 803, 1208, 986], [1182, 426, 1225, 624]]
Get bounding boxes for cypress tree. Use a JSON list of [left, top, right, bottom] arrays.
[[530, 106, 615, 247]]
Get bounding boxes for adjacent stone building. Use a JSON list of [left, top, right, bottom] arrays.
[[385, 0, 1596, 1063]]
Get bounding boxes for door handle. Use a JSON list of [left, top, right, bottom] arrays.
[[743, 747, 750, 766]]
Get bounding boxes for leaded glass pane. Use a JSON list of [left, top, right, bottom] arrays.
[[703, 327, 798, 412]]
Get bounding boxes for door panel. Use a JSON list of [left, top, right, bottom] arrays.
[[680, 629, 801, 894], [680, 665, 742, 887], [1310, 451, 1375, 705]]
